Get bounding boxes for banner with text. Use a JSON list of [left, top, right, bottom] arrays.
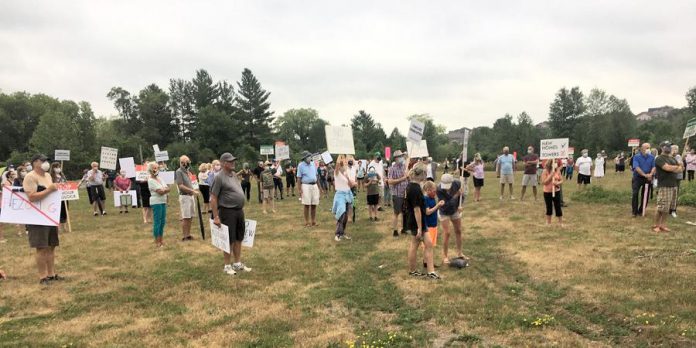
[[0, 186, 61, 226]]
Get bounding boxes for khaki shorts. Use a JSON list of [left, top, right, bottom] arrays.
[[263, 189, 274, 200], [301, 184, 320, 205], [439, 211, 462, 222], [656, 187, 678, 213], [27, 225, 59, 248], [179, 195, 195, 219], [522, 174, 537, 187], [500, 174, 514, 184]]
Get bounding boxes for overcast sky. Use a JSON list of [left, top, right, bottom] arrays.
[[1, 1, 695, 134]]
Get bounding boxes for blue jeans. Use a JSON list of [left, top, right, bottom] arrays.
[[152, 203, 166, 238]]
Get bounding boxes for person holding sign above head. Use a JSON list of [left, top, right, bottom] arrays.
[[175, 155, 199, 242], [574, 150, 593, 189], [297, 151, 320, 227], [210, 153, 252, 275], [148, 162, 170, 248], [332, 155, 356, 241], [87, 162, 107, 216], [114, 170, 132, 214], [496, 146, 516, 201], [23, 154, 62, 285], [541, 159, 564, 226]]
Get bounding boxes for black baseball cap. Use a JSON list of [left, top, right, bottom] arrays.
[[30, 154, 48, 163]]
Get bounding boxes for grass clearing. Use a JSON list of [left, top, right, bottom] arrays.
[[1, 171, 696, 346]]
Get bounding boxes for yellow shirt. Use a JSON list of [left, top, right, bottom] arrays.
[[23, 171, 53, 194]]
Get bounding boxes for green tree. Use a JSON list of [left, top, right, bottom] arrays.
[[387, 127, 407, 152], [137, 84, 178, 148], [352, 110, 387, 158], [274, 108, 328, 155], [236, 68, 274, 151], [169, 78, 195, 140], [0, 92, 53, 161], [548, 87, 585, 138], [687, 86, 696, 114], [106, 87, 140, 134]]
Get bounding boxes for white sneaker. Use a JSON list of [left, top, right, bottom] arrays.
[[671, 212, 678, 218], [233, 263, 252, 272], [223, 265, 237, 276], [342, 235, 352, 240], [334, 235, 341, 242]]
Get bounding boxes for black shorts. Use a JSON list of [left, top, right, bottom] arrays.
[[88, 185, 106, 204], [286, 177, 296, 187], [367, 194, 379, 205], [219, 207, 245, 242], [577, 174, 591, 185], [27, 225, 59, 248], [473, 178, 484, 187]]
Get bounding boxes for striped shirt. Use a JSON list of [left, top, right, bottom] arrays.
[[388, 162, 408, 197]]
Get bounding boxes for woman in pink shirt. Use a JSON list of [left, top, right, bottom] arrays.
[[541, 159, 563, 226], [114, 170, 132, 214], [685, 148, 696, 182]]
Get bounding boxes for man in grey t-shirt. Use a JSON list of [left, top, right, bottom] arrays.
[[210, 153, 251, 276], [175, 155, 200, 241]]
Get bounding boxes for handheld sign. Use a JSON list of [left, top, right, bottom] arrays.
[[154, 151, 169, 162], [407, 119, 426, 143], [684, 118, 696, 139], [159, 171, 175, 185], [113, 190, 138, 207], [0, 186, 61, 226], [56, 182, 80, 201], [242, 219, 257, 248], [321, 151, 333, 164], [153, 144, 160, 153], [135, 165, 149, 181], [540, 138, 570, 160], [325, 125, 355, 154], [385, 147, 392, 160], [275, 145, 290, 161], [406, 140, 429, 158], [54, 150, 70, 161], [628, 138, 640, 147], [118, 157, 137, 178], [462, 128, 471, 162], [567, 147, 575, 156], [100, 146, 118, 170], [210, 220, 231, 254], [260, 145, 274, 155]]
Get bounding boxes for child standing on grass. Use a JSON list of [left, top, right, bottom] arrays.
[[366, 167, 381, 221], [261, 161, 276, 214], [406, 163, 440, 280], [422, 181, 444, 269]]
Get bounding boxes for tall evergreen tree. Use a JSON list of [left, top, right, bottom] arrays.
[[548, 87, 585, 138], [137, 84, 178, 147], [236, 68, 274, 151]]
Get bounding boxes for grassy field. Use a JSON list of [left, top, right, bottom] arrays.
[[1, 171, 696, 347]]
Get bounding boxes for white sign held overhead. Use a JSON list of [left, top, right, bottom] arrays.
[[540, 138, 570, 160], [155, 151, 169, 162], [260, 145, 274, 155], [210, 220, 231, 254], [406, 140, 429, 158], [118, 157, 137, 178], [54, 150, 70, 161], [275, 145, 290, 160], [0, 186, 61, 226], [100, 147, 118, 170], [462, 128, 471, 162], [242, 219, 257, 248], [153, 144, 160, 153], [325, 125, 355, 154], [321, 151, 333, 164], [407, 119, 426, 143]]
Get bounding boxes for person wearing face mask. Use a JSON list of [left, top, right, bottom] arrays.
[[345, 157, 358, 222], [297, 151, 320, 227], [520, 146, 539, 201], [50, 162, 69, 232], [387, 150, 409, 237], [261, 161, 276, 214], [631, 143, 656, 217], [366, 166, 381, 221], [0, 170, 16, 243], [148, 162, 170, 247], [237, 163, 252, 202], [653, 141, 682, 232], [496, 146, 516, 200], [285, 161, 297, 197], [198, 163, 211, 213], [114, 169, 132, 214], [13, 165, 27, 187], [175, 155, 200, 242], [332, 155, 357, 241], [368, 152, 385, 211], [271, 159, 284, 200], [139, 161, 153, 224], [87, 162, 106, 216], [574, 150, 593, 189], [252, 161, 265, 204], [23, 154, 62, 285]]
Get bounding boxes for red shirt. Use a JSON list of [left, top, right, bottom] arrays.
[[114, 176, 131, 191]]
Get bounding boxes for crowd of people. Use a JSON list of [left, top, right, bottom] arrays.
[[0, 140, 693, 284]]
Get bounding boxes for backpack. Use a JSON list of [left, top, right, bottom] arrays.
[[262, 169, 274, 188]]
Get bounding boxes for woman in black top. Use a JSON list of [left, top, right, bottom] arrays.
[[238, 163, 253, 202]]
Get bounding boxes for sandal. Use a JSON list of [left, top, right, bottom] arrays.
[[652, 226, 661, 233], [660, 226, 671, 232]]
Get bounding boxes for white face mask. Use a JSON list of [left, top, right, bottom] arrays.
[[40, 162, 50, 171], [26, 165, 32, 171], [54, 168, 61, 174], [582, 153, 588, 158]]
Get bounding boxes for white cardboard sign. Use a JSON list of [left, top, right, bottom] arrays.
[[56, 182, 80, 201], [159, 171, 175, 185], [406, 140, 429, 158], [118, 157, 137, 178], [242, 219, 257, 248], [153, 144, 160, 153], [325, 125, 355, 154], [155, 151, 169, 162], [275, 145, 290, 161], [321, 151, 333, 164], [540, 138, 570, 160], [407, 120, 426, 143], [210, 220, 231, 254], [100, 146, 118, 170], [54, 150, 70, 161], [113, 190, 137, 207], [260, 145, 274, 155], [0, 186, 61, 226]]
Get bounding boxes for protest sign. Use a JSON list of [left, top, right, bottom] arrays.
[[118, 157, 137, 178], [56, 182, 80, 201], [312, 153, 323, 164], [628, 138, 640, 147], [321, 151, 333, 164], [153, 144, 160, 153], [568, 147, 575, 156], [210, 220, 231, 254], [275, 145, 290, 160], [100, 146, 118, 170], [0, 186, 61, 226], [155, 151, 169, 162], [242, 219, 257, 248], [325, 125, 355, 154], [135, 165, 149, 181], [684, 118, 696, 139], [359, 159, 367, 172], [159, 171, 175, 185], [113, 190, 137, 207], [260, 145, 274, 155], [54, 150, 70, 161], [540, 138, 570, 160], [406, 140, 429, 158], [385, 147, 391, 160], [407, 119, 425, 143], [462, 128, 471, 162]]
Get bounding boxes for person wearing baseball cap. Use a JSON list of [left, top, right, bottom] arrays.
[[368, 152, 385, 211], [653, 141, 682, 233], [387, 150, 409, 237], [210, 153, 252, 275], [297, 151, 320, 226], [261, 160, 276, 214], [405, 162, 440, 280], [23, 154, 62, 285], [437, 173, 466, 265]]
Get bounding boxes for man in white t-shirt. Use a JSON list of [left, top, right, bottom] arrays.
[[574, 149, 593, 189], [368, 152, 385, 210]]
